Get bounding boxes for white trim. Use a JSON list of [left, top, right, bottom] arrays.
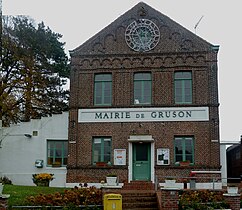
[[128, 142, 132, 183], [128, 135, 154, 142], [191, 171, 221, 174], [128, 139, 155, 183], [151, 142, 154, 183]]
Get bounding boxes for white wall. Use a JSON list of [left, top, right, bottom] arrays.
[[220, 144, 227, 186], [0, 112, 68, 187]]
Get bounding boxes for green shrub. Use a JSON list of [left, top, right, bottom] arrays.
[[0, 176, 12, 184], [26, 186, 102, 207], [179, 190, 230, 210]]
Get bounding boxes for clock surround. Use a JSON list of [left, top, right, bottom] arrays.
[[125, 19, 160, 52]]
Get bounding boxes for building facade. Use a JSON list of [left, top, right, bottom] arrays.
[[0, 113, 68, 187], [67, 2, 220, 185]]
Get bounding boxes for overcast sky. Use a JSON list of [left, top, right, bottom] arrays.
[[3, 0, 242, 142]]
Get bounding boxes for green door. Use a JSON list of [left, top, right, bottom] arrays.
[[133, 143, 151, 181]]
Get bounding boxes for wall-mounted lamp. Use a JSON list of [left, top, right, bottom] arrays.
[[0, 133, 33, 148], [24, 134, 32, 138]]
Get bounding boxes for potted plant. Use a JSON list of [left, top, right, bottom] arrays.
[[32, 173, 54, 187], [179, 160, 190, 166], [96, 162, 107, 167], [164, 177, 176, 188], [106, 174, 117, 186], [52, 161, 61, 167]]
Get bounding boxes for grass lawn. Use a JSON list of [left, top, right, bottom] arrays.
[[3, 184, 70, 207]]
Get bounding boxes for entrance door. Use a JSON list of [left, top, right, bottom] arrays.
[[133, 142, 151, 181]]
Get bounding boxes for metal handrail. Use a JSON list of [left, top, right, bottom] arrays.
[[155, 175, 241, 190]]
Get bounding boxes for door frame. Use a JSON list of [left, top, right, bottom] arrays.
[[128, 135, 154, 183]]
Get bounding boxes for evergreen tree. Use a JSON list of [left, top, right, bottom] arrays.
[[1, 16, 70, 126]]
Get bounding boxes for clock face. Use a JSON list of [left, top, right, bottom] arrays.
[[125, 19, 160, 52]]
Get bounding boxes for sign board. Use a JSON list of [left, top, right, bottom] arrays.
[[78, 107, 209, 123], [114, 149, 126, 165], [157, 148, 170, 165]]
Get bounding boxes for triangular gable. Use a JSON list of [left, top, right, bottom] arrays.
[[70, 2, 214, 56]]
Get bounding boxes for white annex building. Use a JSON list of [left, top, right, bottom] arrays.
[[0, 112, 68, 187]]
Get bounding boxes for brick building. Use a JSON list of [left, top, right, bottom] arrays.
[[67, 2, 220, 185]]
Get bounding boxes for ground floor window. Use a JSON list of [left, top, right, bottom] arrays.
[[47, 140, 68, 166], [174, 136, 194, 164], [92, 137, 111, 165]]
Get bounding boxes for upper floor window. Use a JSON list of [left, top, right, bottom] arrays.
[[47, 140, 68, 166], [94, 74, 112, 105], [174, 72, 192, 104], [134, 72, 151, 105], [92, 137, 111, 165], [174, 136, 194, 164]]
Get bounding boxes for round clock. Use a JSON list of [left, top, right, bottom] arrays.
[[125, 19, 160, 52]]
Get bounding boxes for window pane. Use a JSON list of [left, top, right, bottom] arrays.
[[104, 82, 112, 104], [175, 72, 183, 79], [186, 155, 193, 162], [175, 72, 191, 79], [95, 74, 112, 81], [93, 143, 101, 163], [175, 72, 192, 103], [47, 140, 68, 166], [175, 140, 182, 154], [55, 149, 62, 157], [93, 137, 111, 164], [175, 137, 194, 164], [95, 83, 102, 96], [136, 144, 148, 161], [64, 142, 68, 156], [176, 155, 183, 162], [182, 72, 192, 79], [175, 81, 182, 88], [134, 73, 151, 80], [94, 74, 112, 105], [63, 158, 68, 165], [47, 157, 53, 165], [134, 82, 142, 103], [48, 141, 54, 149], [134, 73, 151, 104]]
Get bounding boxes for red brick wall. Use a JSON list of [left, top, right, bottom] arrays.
[[67, 4, 220, 184], [160, 189, 179, 210], [67, 54, 220, 183], [223, 194, 241, 210]]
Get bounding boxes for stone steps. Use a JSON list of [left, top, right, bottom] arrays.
[[121, 182, 158, 210], [122, 181, 155, 190]]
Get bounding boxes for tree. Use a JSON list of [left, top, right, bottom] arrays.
[[1, 16, 70, 126]]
